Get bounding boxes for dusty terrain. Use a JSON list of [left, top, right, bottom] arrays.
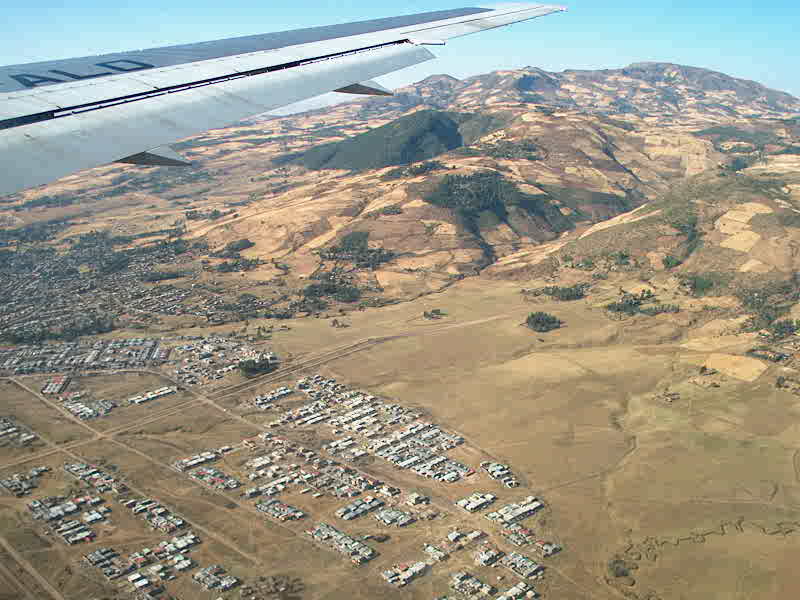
[[1, 62, 800, 600], [2, 264, 800, 599]]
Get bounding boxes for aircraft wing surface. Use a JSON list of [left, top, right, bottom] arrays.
[[0, 3, 566, 196]]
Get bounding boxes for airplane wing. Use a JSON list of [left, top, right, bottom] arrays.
[[0, 3, 566, 196]]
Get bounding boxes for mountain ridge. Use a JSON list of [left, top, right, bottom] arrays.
[[3, 60, 799, 313], [294, 61, 800, 126]]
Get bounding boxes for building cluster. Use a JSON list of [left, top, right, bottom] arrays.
[[131, 369, 556, 595], [0, 416, 38, 447], [305, 522, 376, 564], [381, 561, 428, 587], [325, 435, 368, 460], [192, 564, 239, 591], [127, 386, 176, 405], [3, 339, 170, 376], [13, 448, 249, 599], [21, 462, 130, 545], [4, 360, 566, 599], [84, 529, 202, 587], [41, 375, 70, 394], [480, 461, 520, 488], [501, 523, 538, 547], [0, 465, 50, 496], [450, 571, 496, 597], [474, 544, 504, 566], [173, 337, 276, 385], [28, 494, 109, 544], [85, 547, 132, 581], [379, 528, 495, 590], [64, 462, 128, 494], [369, 420, 470, 482], [486, 496, 544, 527], [253, 386, 293, 409], [457, 492, 497, 513], [189, 465, 241, 490], [238, 445, 387, 503], [49, 381, 173, 422], [497, 581, 536, 600], [444, 529, 487, 550], [15, 434, 226, 597], [0, 229, 198, 343], [128, 288, 194, 317], [239, 432, 386, 500], [59, 391, 117, 420], [335, 496, 385, 521], [172, 449, 221, 471], [500, 552, 544, 578], [28, 494, 104, 522], [122, 497, 188, 533], [0, 331, 271, 382], [500, 524, 561, 557], [271, 375, 472, 484], [255, 498, 305, 521], [532, 540, 561, 558], [374, 506, 416, 527], [423, 543, 449, 562]]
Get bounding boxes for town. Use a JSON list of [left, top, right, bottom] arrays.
[[0, 367, 563, 600]]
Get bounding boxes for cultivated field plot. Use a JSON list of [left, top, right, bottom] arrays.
[[0, 380, 91, 451]]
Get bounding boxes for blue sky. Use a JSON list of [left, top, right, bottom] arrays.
[[3, 1, 798, 98]]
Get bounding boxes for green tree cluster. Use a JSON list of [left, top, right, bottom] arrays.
[[525, 311, 563, 332], [529, 283, 590, 301], [424, 170, 572, 235], [238, 358, 278, 377], [382, 160, 446, 180], [318, 231, 395, 270]]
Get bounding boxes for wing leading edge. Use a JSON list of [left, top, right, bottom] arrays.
[[0, 3, 566, 196]]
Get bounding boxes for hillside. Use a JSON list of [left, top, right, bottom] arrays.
[[339, 61, 800, 122], [279, 110, 507, 171], [1, 61, 799, 328]]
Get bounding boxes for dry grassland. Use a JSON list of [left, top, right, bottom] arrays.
[[117, 403, 259, 463], [3, 271, 800, 599], [0, 381, 90, 450], [68, 372, 193, 432], [261, 276, 800, 599]]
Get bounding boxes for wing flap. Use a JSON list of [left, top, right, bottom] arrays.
[[335, 80, 393, 95], [118, 146, 191, 166]]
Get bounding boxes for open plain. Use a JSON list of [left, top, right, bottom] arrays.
[[2, 274, 800, 600]]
